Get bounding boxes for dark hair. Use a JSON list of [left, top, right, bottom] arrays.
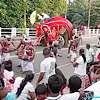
[[35, 83, 47, 96], [3, 60, 12, 71], [49, 41, 53, 45], [86, 44, 90, 49], [43, 48, 50, 56], [55, 68, 67, 86], [79, 49, 86, 63], [68, 75, 82, 93], [16, 72, 34, 97], [48, 74, 63, 93], [0, 64, 5, 88]]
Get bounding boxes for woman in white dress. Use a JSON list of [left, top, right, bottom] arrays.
[[73, 49, 90, 89], [16, 72, 35, 100]]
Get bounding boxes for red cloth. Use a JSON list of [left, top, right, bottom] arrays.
[[97, 53, 100, 61], [17, 42, 35, 61]]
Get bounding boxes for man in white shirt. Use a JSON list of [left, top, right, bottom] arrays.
[[85, 44, 94, 64], [37, 48, 56, 84]]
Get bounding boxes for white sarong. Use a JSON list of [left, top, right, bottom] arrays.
[[21, 60, 34, 73]]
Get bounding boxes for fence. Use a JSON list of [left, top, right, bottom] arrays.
[[0, 27, 100, 39], [74, 29, 100, 38], [0, 27, 36, 40]]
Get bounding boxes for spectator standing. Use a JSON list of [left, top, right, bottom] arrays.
[[70, 47, 77, 64], [73, 49, 90, 89], [0, 64, 11, 99], [3, 60, 15, 90], [16, 72, 35, 100], [35, 83, 47, 100], [37, 48, 56, 84], [45, 74, 80, 100], [85, 44, 94, 64]]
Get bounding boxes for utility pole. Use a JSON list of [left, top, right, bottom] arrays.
[[24, 0, 26, 28], [88, 0, 91, 29], [23, 0, 27, 37], [65, 0, 68, 18]]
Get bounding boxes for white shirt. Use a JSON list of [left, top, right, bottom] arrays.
[[40, 57, 56, 83], [12, 77, 35, 100], [95, 48, 100, 61], [4, 70, 14, 81], [85, 48, 94, 63], [12, 77, 23, 93], [45, 92, 80, 100], [70, 50, 77, 62], [85, 81, 100, 100], [4, 69, 14, 86], [74, 56, 87, 76]]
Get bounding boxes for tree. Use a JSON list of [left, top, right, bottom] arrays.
[[90, 0, 100, 26], [67, 0, 88, 28], [0, 0, 67, 28], [67, 0, 100, 28]]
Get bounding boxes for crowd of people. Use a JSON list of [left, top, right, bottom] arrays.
[[0, 34, 100, 100]]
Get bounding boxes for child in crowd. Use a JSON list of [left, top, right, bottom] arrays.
[[35, 83, 47, 100], [70, 47, 77, 64], [3, 60, 15, 89], [0, 64, 12, 99], [55, 64, 69, 94]]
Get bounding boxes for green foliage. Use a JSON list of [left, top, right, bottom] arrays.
[[67, 0, 88, 28], [90, 0, 100, 25], [0, 0, 67, 28], [67, 0, 100, 28]]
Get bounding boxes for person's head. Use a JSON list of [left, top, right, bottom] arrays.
[[16, 71, 34, 97], [49, 41, 53, 46], [68, 75, 82, 93], [53, 41, 58, 48], [43, 47, 51, 57], [79, 48, 84, 55], [3, 60, 12, 71], [35, 83, 47, 100], [79, 48, 86, 63], [55, 68, 67, 86], [48, 74, 63, 94], [86, 44, 90, 49], [53, 44, 58, 48], [24, 71, 34, 82]]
